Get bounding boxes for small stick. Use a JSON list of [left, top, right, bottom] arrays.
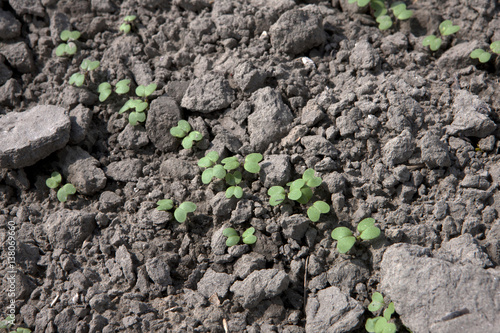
[[304, 256, 309, 312], [50, 293, 60, 307]]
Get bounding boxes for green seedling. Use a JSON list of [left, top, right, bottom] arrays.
[[45, 171, 62, 188], [331, 217, 381, 253], [170, 120, 203, 149], [366, 293, 397, 333], [307, 201, 331, 222], [98, 79, 131, 102], [243, 153, 263, 173], [423, 20, 460, 51], [118, 83, 156, 125], [156, 199, 197, 223], [136, 83, 157, 101], [120, 15, 137, 34], [348, 0, 412, 30], [223, 227, 257, 247], [225, 170, 243, 198], [198, 151, 226, 184], [470, 41, 500, 63], [69, 59, 100, 87], [46, 172, 76, 203], [56, 30, 80, 56], [0, 316, 32, 333]]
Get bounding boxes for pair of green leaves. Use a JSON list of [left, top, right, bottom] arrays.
[[170, 120, 203, 149], [55, 30, 80, 56], [268, 169, 322, 206], [225, 170, 243, 198], [366, 293, 396, 333], [69, 59, 100, 87], [98, 79, 131, 102], [306, 201, 330, 222], [120, 15, 136, 34], [45, 172, 77, 203], [119, 83, 157, 125], [423, 20, 460, 51], [156, 199, 197, 223], [376, 2, 413, 30], [331, 217, 381, 253], [198, 151, 263, 185], [470, 41, 500, 63], [223, 227, 257, 247]]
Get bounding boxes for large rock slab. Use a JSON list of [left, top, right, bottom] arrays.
[[0, 105, 70, 169], [381, 243, 500, 333], [181, 72, 235, 113], [248, 87, 294, 152], [305, 286, 364, 333]]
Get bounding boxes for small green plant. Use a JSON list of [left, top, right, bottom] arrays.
[[348, 0, 412, 30], [366, 292, 397, 333], [45, 172, 77, 203], [331, 217, 381, 253], [422, 20, 460, 51], [267, 168, 329, 222], [0, 316, 32, 333], [170, 120, 203, 149], [69, 59, 100, 87], [119, 83, 157, 125], [470, 41, 500, 63], [223, 227, 257, 247], [156, 199, 197, 223], [55, 30, 80, 56], [120, 15, 137, 34], [97, 79, 131, 102]]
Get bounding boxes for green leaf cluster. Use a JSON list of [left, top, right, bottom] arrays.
[[0, 318, 32, 333], [98, 79, 131, 102], [120, 15, 137, 34], [423, 20, 460, 51], [45, 172, 76, 203], [156, 199, 197, 223], [348, 0, 412, 31], [223, 227, 257, 247], [470, 41, 500, 63], [69, 59, 100, 87], [170, 120, 203, 149], [56, 30, 80, 56], [118, 83, 156, 125], [366, 293, 397, 333], [331, 217, 381, 253]]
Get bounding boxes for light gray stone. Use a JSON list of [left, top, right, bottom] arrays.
[[0, 105, 70, 169], [43, 209, 96, 251], [233, 253, 266, 279], [197, 268, 235, 298], [0, 9, 21, 40], [116, 245, 136, 285], [105, 159, 144, 182], [8, 0, 45, 16], [259, 154, 291, 187], [69, 104, 92, 144], [301, 135, 339, 158], [1, 41, 36, 73], [181, 72, 235, 112], [437, 41, 484, 69], [382, 129, 414, 166], [145, 96, 182, 152], [233, 62, 267, 93], [419, 132, 451, 169], [279, 214, 309, 241], [349, 40, 380, 70], [145, 257, 172, 286], [117, 124, 149, 150], [160, 157, 198, 180]]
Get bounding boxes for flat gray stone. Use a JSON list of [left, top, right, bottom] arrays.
[[145, 96, 182, 152], [43, 209, 96, 251], [382, 129, 414, 166], [437, 41, 484, 69], [381, 243, 500, 333], [105, 159, 144, 182], [181, 72, 235, 112], [0, 9, 22, 40], [301, 135, 339, 158], [230, 269, 289, 309], [160, 157, 198, 180], [248, 87, 294, 152], [419, 132, 451, 169], [0, 41, 36, 73], [145, 257, 172, 286], [233, 253, 266, 279], [259, 154, 291, 187], [349, 40, 380, 70], [233, 62, 267, 93], [197, 268, 235, 298], [117, 124, 149, 150], [115, 245, 136, 285], [279, 214, 309, 241], [305, 286, 364, 333], [69, 104, 92, 144], [0, 105, 70, 169]]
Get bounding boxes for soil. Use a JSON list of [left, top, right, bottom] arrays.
[[1, 0, 500, 332]]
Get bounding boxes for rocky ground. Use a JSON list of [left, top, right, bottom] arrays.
[[1, 0, 500, 332]]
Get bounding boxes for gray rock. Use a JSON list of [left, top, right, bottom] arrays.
[[160, 157, 198, 180], [49, 12, 71, 45], [301, 102, 325, 127], [305, 286, 364, 333], [58, 146, 107, 195], [437, 41, 484, 69], [233, 62, 267, 93], [230, 269, 289, 309], [270, 6, 325, 55], [248, 87, 293, 151], [336, 114, 359, 136], [259, 154, 291, 187], [8, 0, 45, 16], [323, 172, 346, 193], [211, 225, 230, 255], [115, 245, 136, 285], [99, 191, 123, 212], [69, 104, 92, 144], [0, 41, 36, 73], [436, 234, 492, 268], [349, 41, 380, 70], [230, 199, 253, 224], [0, 105, 70, 169], [279, 214, 309, 241], [165, 81, 190, 105], [0, 61, 12, 86], [90, 0, 116, 12], [233, 253, 266, 279], [477, 135, 495, 152], [54, 308, 79, 333], [382, 129, 414, 166], [381, 243, 500, 333], [145, 257, 172, 286], [460, 174, 490, 190], [210, 192, 237, 217], [117, 125, 149, 150], [447, 90, 496, 138], [181, 72, 235, 112], [145, 96, 182, 152], [380, 32, 408, 55], [105, 159, 144, 182], [419, 132, 451, 169], [301, 135, 339, 158], [197, 268, 235, 298], [61, 85, 98, 108], [89, 294, 111, 313], [0, 9, 21, 40], [43, 209, 96, 251], [0, 78, 22, 106], [326, 259, 369, 294]]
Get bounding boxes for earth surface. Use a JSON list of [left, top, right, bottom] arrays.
[[1, 0, 500, 332]]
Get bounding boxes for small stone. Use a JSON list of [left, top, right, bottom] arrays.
[[233, 253, 266, 279], [145, 96, 182, 152], [233, 62, 267, 93], [145, 257, 172, 286], [105, 159, 144, 182], [349, 41, 380, 70], [197, 268, 235, 298], [43, 209, 96, 251], [419, 132, 451, 169], [1, 41, 36, 73], [382, 129, 414, 166], [0, 9, 21, 40], [160, 158, 198, 180], [279, 214, 309, 241], [259, 154, 291, 187], [181, 72, 235, 112], [69, 104, 92, 144], [117, 125, 149, 150]]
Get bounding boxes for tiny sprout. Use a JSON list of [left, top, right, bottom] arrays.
[[223, 227, 257, 247], [198, 151, 226, 184], [198, 151, 219, 168], [368, 292, 385, 312], [98, 82, 112, 102], [136, 83, 157, 100], [69, 59, 100, 87], [57, 184, 76, 202], [46, 172, 62, 188], [115, 79, 131, 94], [120, 15, 137, 34], [170, 120, 203, 149], [221, 156, 240, 171], [56, 30, 80, 57], [268, 186, 286, 206], [331, 217, 381, 253], [390, 2, 413, 20], [225, 171, 243, 198], [119, 99, 148, 125], [307, 200, 330, 222], [423, 20, 460, 51], [470, 41, 500, 63], [242, 227, 257, 244], [366, 293, 397, 333], [156, 199, 196, 223], [243, 153, 263, 173]]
